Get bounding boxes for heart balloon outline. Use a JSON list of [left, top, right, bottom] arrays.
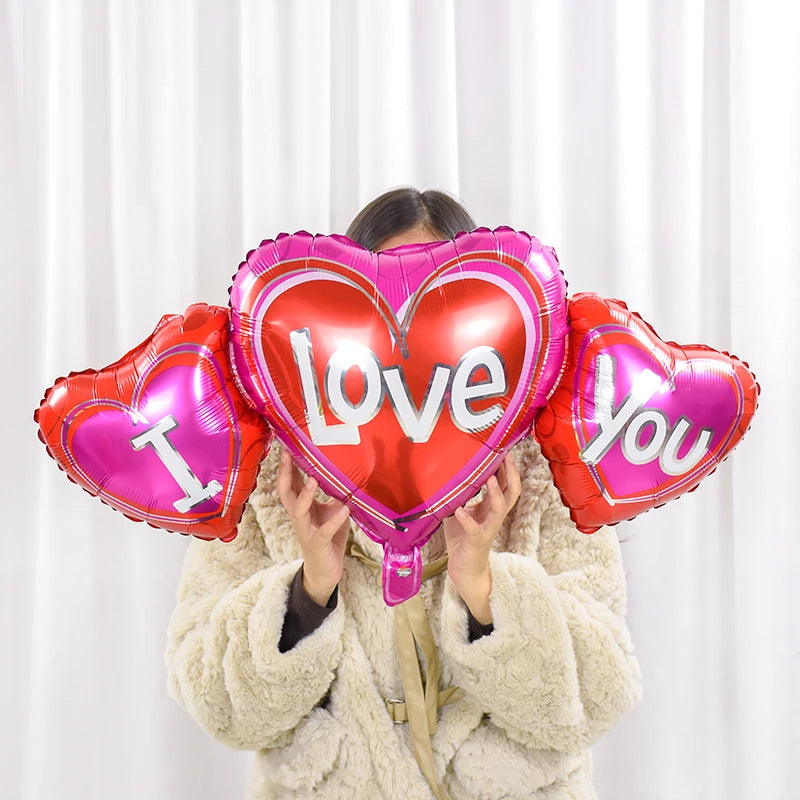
[[36, 304, 271, 541], [573, 328, 747, 503], [230, 229, 569, 603], [62, 345, 241, 522], [534, 293, 759, 532], [253, 266, 540, 524]]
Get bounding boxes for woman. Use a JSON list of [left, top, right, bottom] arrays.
[[166, 188, 641, 799]]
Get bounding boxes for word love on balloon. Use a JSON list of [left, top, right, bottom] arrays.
[[35, 304, 271, 540], [535, 294, 759, 532], [291, 331, 508, 446], [230, 229, 568, 605]]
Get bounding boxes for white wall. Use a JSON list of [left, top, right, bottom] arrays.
[[5, 1, 798, 798]]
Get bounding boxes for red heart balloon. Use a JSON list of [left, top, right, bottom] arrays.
[[230, 229, 568, 604], [35, 304, 271, 541], [534, 294, 759, 532]]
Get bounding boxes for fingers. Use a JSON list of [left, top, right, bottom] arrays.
[[495, 459, 508, 493], [276, 450, 297, 511], [277, 450, 318, 522], [319, 503, 350, 540], [462, 474, 506, 533], [481, 474, 509, 530], [293, 473, 318, 520], [502, 453, 522, 508], [289, 456, 306, 496], [278, 451, 351, 545], [454, 506, 481, 536]]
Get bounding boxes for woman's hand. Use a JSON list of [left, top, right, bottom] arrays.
[[276, 450, 350, 606], [443, 454, 521, 624]]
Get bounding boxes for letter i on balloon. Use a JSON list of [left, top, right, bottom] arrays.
[[35, 305, 271, 540]]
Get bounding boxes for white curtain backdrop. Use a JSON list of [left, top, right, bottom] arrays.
[[5, 1, 798, 798]]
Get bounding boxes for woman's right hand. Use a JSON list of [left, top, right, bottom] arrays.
[[276, 450, 350, 606]]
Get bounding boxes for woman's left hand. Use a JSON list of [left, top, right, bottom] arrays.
[[443, 453, 522, 625]]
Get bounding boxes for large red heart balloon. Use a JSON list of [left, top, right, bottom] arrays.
[[35, 304, 271, 541], [534, 294, 759, 532], [229, 228, 568, 604]]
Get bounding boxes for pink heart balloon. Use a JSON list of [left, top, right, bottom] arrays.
[[535, 294, 759, 531], [229, 228, 568, 604], [36, 304, 271, 540]]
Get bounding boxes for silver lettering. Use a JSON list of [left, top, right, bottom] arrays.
[[622, 409, 669, 465], [291, 331, 509, 446], [325, 343, 383, 427], [290, 328, 360, 445], [450, 347, 508, 432], [130, 415, 222, 512], [659, 416, 713, 475], [383, 364, 452, 443], [581, 355, 662, 464], [581, 354, 713, 476]]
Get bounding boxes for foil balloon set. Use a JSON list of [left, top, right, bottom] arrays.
[[35, 228, 760, 605]]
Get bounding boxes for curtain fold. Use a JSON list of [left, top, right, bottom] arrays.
[[7, 1, 797, 798]]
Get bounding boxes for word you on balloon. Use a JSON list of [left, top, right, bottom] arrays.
[[581, 353, 713, 476], [290, 328, 508, 446]]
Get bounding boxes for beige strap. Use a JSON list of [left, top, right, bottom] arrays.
[[395, 594, 447, 798], [385, 686, 463, 723], [348, 539, 460, 800]]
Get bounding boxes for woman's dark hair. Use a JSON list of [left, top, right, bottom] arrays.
[[345, 188, 476, 251]]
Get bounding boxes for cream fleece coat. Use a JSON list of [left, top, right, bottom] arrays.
[[166, 438, 641, 799]]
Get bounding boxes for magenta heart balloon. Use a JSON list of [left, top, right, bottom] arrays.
[[229, 228, 568, 604], [36, 305, 272, 540], [535, 294, 760, 531]]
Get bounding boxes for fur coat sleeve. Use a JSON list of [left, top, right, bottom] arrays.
[[164, 451, 345, 751], [438, 442, 642, 755]]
